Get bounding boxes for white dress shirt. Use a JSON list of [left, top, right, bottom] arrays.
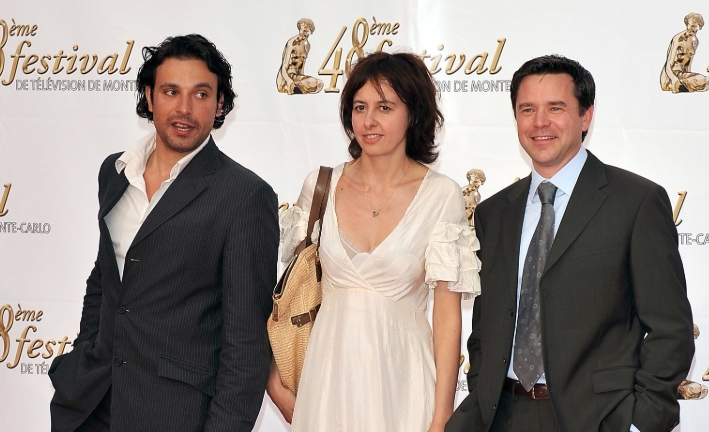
[[103, 133, 210, 280], [507, 147, 587, 382]]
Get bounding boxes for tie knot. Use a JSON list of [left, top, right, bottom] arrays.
[[537, 182, 557, 205]]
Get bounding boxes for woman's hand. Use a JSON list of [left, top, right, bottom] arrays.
[[266, 360, 296, 423], [427, 419, 447, 432]]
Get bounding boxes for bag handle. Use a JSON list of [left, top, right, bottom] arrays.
[[296, 166, 333, 254]]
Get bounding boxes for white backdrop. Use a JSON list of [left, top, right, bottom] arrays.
[[1, 1, 708, 430]]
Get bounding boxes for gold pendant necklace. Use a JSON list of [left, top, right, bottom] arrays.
[[355, 161, 409, 217]]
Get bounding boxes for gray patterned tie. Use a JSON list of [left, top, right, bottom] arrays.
[[513, 181, 557, 391]]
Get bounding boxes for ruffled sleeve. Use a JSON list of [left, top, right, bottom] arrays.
[[279, 205, 308, 264], [424, 178, 482, 299], [278, 169, 320, 264], [425, 222, 481, 299]]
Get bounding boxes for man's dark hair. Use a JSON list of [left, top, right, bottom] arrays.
[[136, 34, 236, 129], [340, 52, 443, 164], [510, 54, 595, 141]]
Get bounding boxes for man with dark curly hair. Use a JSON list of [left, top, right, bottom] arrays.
[[48, 34, 278, 432]]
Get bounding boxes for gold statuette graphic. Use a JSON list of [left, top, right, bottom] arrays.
[[694, 323, 700, 339], [703, 365, 709, 381], [277, 18, 324, 95], [462, 169, 486, 229], [661, 13, 708, 93], [678, 379, 708, 400]]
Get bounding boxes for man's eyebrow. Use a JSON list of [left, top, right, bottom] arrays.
[[517, 100, 568, 109], [548, 100, 568, 106], [158, 82, 214, 90]]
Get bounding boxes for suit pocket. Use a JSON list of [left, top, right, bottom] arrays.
[[446, 393, 482, 432], [157, 355, 216, 397], [590, 365, 636, 393], [572, 241, 621, 258]]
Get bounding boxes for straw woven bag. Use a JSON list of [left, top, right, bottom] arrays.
[[268, 166, 332, 394]]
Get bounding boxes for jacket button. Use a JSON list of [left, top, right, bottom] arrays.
[[493, 404, 497, 410], [114, 357, 123, 366], [117, 306, 126, 314], [502, 357, 506, 364], [508, 308, 513, 317]]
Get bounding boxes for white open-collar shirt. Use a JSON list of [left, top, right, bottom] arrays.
[[103, 133, 210, 280]]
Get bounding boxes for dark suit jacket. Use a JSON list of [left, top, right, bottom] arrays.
[[49, 138, 279, 432], [447, 151, 694, 432]]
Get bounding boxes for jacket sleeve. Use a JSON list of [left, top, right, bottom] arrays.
[[204, 180, 279, 432], [74, 156, 116, 347], [629, 184, 694, 432], [74, 257, 102, 346]]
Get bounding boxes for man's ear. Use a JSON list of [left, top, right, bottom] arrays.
[[582, 104, 594, 131], [146, 87, 153, 113], [216, 94, 224, 117]]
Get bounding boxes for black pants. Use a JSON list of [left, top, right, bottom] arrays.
[[490, 389, 559, 432], [76, 387, 111, 432]]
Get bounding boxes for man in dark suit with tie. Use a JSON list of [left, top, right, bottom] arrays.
[[48, 34, 279, 432], [446, 55, 694, 432]]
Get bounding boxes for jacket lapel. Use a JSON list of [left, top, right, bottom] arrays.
[[129, 138, 218, 249], [97, 159, 130, 283], [99, 167, 129, 219], [544, 151, 609, 274], [501, 176, 530, 296]]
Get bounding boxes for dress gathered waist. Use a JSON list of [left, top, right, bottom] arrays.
[[320, 282, 428, 316]]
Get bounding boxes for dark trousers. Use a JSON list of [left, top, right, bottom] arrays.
[[75, 387, 111, 432], [490, 388, 559, 432]]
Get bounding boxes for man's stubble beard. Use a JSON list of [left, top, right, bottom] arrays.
[[154, 116, 214, 155]]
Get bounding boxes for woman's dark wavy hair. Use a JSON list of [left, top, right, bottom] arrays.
[[135, 34, 236, 129], [339, 52, 443, 164], [510, 54, 595, 141]]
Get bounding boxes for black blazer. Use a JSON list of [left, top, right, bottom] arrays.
[[49, 138, 279, 432], [447, 152, 694, 432]]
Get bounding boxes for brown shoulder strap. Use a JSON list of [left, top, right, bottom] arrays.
[[304, 166, 333, 248]]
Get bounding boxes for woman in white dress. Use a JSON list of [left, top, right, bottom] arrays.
[[267, 51, 481, 432]]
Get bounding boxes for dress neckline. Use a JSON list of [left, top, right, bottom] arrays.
[[331, 164, 431, 262]]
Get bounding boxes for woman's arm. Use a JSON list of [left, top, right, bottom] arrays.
[[266, 359, 296, 424], [429, 281, 462, 432]]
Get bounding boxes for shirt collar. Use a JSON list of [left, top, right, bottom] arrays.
[[529, 146, 587, 203], [115, 132, 211, 183]]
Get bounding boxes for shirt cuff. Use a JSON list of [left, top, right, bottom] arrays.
[[630, 425, 641, 432]]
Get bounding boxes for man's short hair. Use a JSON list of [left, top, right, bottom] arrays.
[[135, 34, 236, 129], [510, 54, 595, 141]]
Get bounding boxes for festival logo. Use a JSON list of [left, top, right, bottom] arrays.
[[0, 303, 73, 374], [275, 16, 509, 95], [660, 12, 709, 93], [0, 183, 52, 234], [672, 191, 709, 246], [0, 17, 136, 92]]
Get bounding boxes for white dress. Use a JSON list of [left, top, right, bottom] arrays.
[[280, 164, 481, 432]]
